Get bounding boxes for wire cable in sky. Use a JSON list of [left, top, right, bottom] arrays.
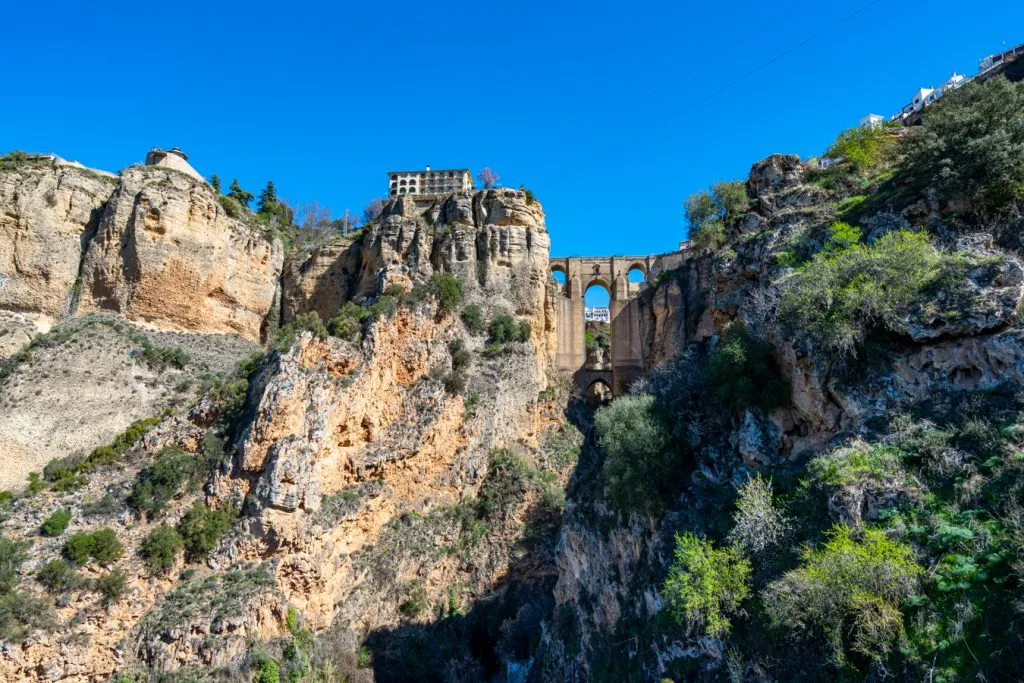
[[554, 0, 889, 182]]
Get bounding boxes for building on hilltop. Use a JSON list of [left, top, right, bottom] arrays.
[[388, 166, 474, 197], [145, 147, 206, 183], [859, 113, 885, 128], [585, 307, 610, 323]]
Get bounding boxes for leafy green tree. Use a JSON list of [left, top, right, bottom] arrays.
[[210, 174, 222, 193], [594, 394, 675, 511], [141, 525, 184, 575], [663, 532, 751, 636], [903, 76, 1024, 213], [826, 125, 897, 175], [685, 180, 748, 253], [727, 475, 789, 558], [227, 178, 254, 209]]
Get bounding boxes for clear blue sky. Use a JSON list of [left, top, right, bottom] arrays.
[[3, 1, 1021, 265]]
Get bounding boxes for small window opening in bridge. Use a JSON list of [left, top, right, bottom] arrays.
[[550, 269, 566, 286], [586, 379, 612, 408], [628, 267, 647, 283], [584, 282, 611, 371]]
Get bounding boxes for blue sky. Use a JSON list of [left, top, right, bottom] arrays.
[[3, 0, 1021, 273]]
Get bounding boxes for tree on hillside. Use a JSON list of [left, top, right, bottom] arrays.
[[684, 180, 750, 253], [478, 167, 499, 189], [902, 75, 1024, 213], [210, 175, 222, 193], [257, 181, 279, 215], [228, 179, 254, 210], [363, 197, 386, 225]]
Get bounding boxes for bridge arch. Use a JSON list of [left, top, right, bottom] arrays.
[[586, 378, 613, 407]]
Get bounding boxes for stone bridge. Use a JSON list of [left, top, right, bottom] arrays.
[[550, 251, 686, 398]]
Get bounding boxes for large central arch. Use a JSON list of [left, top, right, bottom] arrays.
[[549, 255, 661, 395]]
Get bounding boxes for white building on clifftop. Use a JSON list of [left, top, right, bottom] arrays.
[[145, 147, 206, 183], [388, 166, 474, 197]]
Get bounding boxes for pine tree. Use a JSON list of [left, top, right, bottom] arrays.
[[257, 181, 278, 215], [228, 179, 254, 209], [210, 174, 222, 193]]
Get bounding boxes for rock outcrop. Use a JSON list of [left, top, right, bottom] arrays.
[[79, 166, 284, 341], [0, 163, 115, 321]]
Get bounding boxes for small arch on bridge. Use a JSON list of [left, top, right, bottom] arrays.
[[627, 263, 648, 283], [586, 379, 613, 407]]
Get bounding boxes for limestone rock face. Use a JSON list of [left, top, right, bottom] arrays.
[[0, 165, 116, 320], [79, 166, 284, 341], [283, 188, 554, 362]]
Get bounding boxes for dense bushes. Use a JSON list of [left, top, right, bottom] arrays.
[[36, 559, 81, 592], [64, 528, 123, 566], [779, 229, 951, 360], [594, 394, 679, 511], [764, 525, 922, 669], [825, 124, 898, 175], [726, 475, 789, 558], [663, 533, 751, 637], [460, 304, 485, 334], [708, 325, 788, 412], [141, 525, 184, 575], [128, 446, 206, 519], [95, 570, 129, 606], [429, 273, 464, 314], [177, 501, 235, 561], [903, 76, 1024, 213], [488, 315, 531, 344]]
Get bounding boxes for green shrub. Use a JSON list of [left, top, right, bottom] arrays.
[[764, 525, 922, 669], [141, 345, 190, 370], [253, 652, 281, 683], [778, 229, 942, 360], [449, 339, 471, 372], [0, 590, 54, 643], [429, 273, 464, 314], [275, 312, 329, 350], [40, 508, 72, 537], [488, 315, 519, 343], [0, 535, 29, 592], [460, 304, 485, 334], [64, 528, 123, 566], [95, 569, 128, 606], [825, 125, 898, 175], [218, 194, 243, 219], [443, 372, 466, 395], [689, 220, 726, 253], [141, 525, 184, 575], [594, 394, 675, 511], [902, 76, 1024, 213], [36, 559, 81, 592], [64, 532, 94, 565], [89, 528, 123, 566], [44, 416, 160, 482], [708, 324, 788, 412], [664, 532, 751, 636], [128, 446, 203, 519], [399, 581, 428, 618], [327, 302, 369, 342], [807, 443, 905, 487], [517, 320, 532, 342], [177, 502, 235, 561]]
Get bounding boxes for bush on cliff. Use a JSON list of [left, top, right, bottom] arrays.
[[763, 525, 922, 671], [707, 324, 788, 412], [778, 229, 941, 361], [429, 273, 464, 314], [595, 394, 679, 511], [141, 525, 184, 575], [128, 446, 205, 519], [825, 124, 899, 176], [177, 501, 235, 561], [903, 75, 1024, 214], [663, 532, 751, 637]]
